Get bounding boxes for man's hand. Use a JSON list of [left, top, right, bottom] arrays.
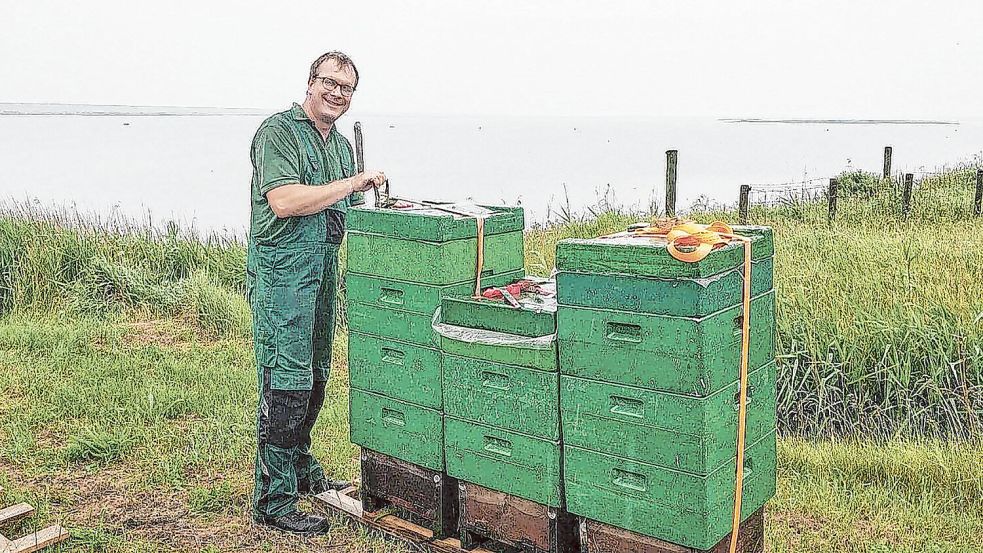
[[353, 170, 386, 192]]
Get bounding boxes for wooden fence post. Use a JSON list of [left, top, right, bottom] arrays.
[[975, 169, 983, 216], [665, 150, 678, 217], [902, 173, 914, 218], [738, 185, 751, 225], [828, 178, 838, 223], [883, 146, 893, 179]]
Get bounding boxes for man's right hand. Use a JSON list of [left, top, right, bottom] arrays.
[[353, 170, 386, 192]]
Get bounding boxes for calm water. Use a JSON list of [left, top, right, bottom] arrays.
[[1, 108, 980, 235]]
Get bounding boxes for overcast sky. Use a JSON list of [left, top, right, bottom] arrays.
[[2, 1, 981, 118]]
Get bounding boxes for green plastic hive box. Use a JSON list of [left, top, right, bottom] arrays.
[[346, 270, 524, 348], [347, 271, 524, 315], [348, 332, 443, 409], [349, 390, 444, 471], [558, 290, 775, 396], [439, 337, 557, 372], [442, 353, 560, 440], [444, 417, 563, 507], [564, 430, 777, 550], [346, 205, 525, 286], [347, 204, 524, 241], [440, 295, 557, 337], [560, 361, 776, 475], [556, 257, 773, 318], [555, 225, 773, 280], [437, 290, 558, 372]]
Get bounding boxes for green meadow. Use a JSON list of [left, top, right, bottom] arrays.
[[0, 168, 980, 552]]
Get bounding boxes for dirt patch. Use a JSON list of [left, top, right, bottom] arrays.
[[0, 459, 397, 552], [118, 319, 193, 349], [768, 508, 827, 533]]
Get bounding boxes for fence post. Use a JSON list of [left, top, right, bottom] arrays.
[[828, 178, 838, 223], [883, 146, 892, 179], [665, 150, 678, 217], [902, 173, 914, 218], [975, 169, 983, 216], [738, 185, 751, 225]]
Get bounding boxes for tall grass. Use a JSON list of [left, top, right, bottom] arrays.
[[0, 202, 248, 338], [1, 167, 980, 439], [733, 169, 981, 439]]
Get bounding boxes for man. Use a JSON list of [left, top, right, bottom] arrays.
[[246, 51, 385, 535]]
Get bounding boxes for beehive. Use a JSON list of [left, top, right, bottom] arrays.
[[556, 224, 777, 550], [438, 285, 563, 507], [346, 203, 525, 470]]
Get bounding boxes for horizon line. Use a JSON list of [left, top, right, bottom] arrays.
[[0, 102, 970, 123]]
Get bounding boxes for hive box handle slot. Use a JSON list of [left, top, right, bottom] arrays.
[[382, 347, 405, 366], [610, 395, 645, 418], [612, 468, 647, 492], [481, 371, 511, 391], [483, 436, 513, 457], [733, 385, 754, 408], [379, 287, 405, 306], [605, 322, 642, 344], [382, 408, 406, 427]]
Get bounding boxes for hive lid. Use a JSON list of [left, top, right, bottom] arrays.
[[347, 201, 524, 241], [556, 224, 773, 279]]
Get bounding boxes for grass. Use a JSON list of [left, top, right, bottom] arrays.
[[0, 315, 979, 552], [0, 167, 980, 550]]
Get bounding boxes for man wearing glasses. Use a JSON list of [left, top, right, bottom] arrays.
[[247, 51, 385, 535]]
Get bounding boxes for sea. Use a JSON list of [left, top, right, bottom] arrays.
[[1, 104, 980, 236]]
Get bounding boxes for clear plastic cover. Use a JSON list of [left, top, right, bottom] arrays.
[[431, 307, 556, 350]]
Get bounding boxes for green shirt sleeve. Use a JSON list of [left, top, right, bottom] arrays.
[[252, 124, 302, 197]]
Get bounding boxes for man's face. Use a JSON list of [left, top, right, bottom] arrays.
[[307, 59, 357, 124]]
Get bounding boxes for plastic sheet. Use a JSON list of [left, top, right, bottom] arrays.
[[431, 307, 556, 350]]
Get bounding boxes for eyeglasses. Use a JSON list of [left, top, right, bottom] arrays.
[[314, 76, 355, 97]]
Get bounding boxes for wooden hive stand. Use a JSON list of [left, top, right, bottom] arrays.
[[0, 502, 69, 553], [317, 484, 499, 553]]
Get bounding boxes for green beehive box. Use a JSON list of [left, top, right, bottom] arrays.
[[348, 332, 442, 409], [440, 335, 558, 372], [441, 295, 557, 338], [560, 361, 776, 475], [349, 390, 444, 471], [347, 204, 524, 242], [436, 284, 558, 371], [347, 230, 525, 286], [558, 290, 775, 396], [555, 225, 773, 280], [443, 354, 560, 440], [346, 270, 525, 316], [348, 301, 441, 347], [444, 417, 563, 507], [564, 431, 777, 550], [556, 257, 773, 318]]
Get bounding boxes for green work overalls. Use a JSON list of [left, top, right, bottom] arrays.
[[246, 104, 360, 520]]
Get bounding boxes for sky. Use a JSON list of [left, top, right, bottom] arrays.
[[2, 0, 982, 118]]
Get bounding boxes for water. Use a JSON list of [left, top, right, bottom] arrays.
[[1, 107, 980, 236]]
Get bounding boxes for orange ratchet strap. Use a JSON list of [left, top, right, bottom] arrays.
[[630, 221, 751, 553], [473, 216, 486, 297]]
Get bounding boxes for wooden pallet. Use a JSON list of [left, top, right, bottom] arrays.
[[458, 482, 578, 553], [0, 502, 69, 553], [316, 486, 497, 553], [579, 509, 765, 553], [359, 449, 459, 539]]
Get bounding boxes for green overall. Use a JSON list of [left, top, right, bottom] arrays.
[[246, 104, 362, 520]]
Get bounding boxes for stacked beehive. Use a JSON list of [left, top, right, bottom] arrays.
[[344, 204, 525, 531], [438, 285, 577, 551], [555, 226, 778, 551]]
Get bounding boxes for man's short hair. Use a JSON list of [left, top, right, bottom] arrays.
[[309, 51, 359, 88]]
